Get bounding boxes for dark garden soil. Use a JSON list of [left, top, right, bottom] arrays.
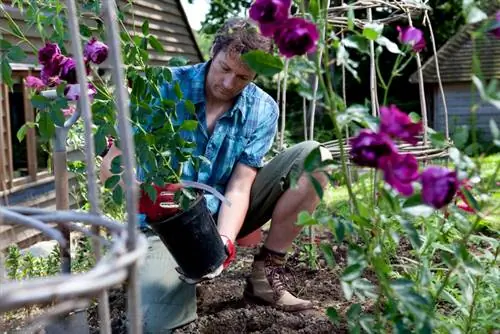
[[86, 232, 363, 333]]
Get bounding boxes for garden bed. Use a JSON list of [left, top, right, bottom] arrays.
[[87, 232, 359, 333]]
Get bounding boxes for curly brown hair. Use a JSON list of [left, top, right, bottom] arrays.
[[210, 18, 273, 58]]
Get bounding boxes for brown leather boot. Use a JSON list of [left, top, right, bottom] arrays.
[[243, 248, 313, 312]]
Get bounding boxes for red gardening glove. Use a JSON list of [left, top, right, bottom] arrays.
[[138, 183, 183, 221]]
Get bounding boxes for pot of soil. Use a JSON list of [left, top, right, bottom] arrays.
[[147, 193, 227, 279]]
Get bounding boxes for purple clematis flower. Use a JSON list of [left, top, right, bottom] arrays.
[[84, 38, 109, 64], [249, 0, 291, 37], [38, 42, 61, 65], [489, 11, 500, 39], [397, 26, 426, 52], [421, 166, 459, 209], [350, 130, 398, 168], [380, 105, 423, 145], [24, 76, 46, 91], [60, 57, 77, 84], [379, 153, 419, 196], [274, 18, 320, 58], [65, 83, 97, 101]]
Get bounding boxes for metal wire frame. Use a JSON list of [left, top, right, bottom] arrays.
[[0, 0, 144, 332]]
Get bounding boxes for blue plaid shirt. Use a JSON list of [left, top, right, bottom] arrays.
[[137, 61, 278, 227]]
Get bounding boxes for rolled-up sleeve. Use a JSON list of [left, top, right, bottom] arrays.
[[238, 100, 279, 168]]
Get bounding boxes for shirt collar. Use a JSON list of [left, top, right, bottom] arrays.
[[188, 61, 249, 123]]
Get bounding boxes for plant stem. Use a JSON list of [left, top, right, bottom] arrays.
[[464, 245, 498, 333], [434, 215, 482, 302], [318, 37, 358, 217], [382, 53, 404, 105]]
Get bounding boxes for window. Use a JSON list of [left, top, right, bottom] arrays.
[[1, 69, 51, 191]]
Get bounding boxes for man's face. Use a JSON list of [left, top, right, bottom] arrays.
[[206, 49, 256, 103]]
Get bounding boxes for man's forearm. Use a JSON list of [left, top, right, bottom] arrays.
[[217, 189, 251, 242]]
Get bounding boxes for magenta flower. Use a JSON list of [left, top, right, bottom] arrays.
[[249, 0, 291, 37], [274, 18, 319, 58], [489, 11, 500, 39], [380, 105, 423, 145], [40, 69, 61, 87], [379, 153, 419, 196], [60, 57, 77, 84], [350, 130, 398, 168], [397, 26, 426, 52], [25, 76, 45, 91], [65, 83, 97, 101], [38, 42, 61, 65], [84, 38, 109, 64], [421, 166, 458, 209]]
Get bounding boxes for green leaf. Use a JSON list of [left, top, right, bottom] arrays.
[[0, 39, 12, 49], [308, 174, 324, 199], [342, 263, 363, 282], [326, 307, 340, 324], [111, 155, 123, 174], [142, 183, 157, 203], [402, 192, 423, 207], [112, 185, 124, 205], [304, 146, 322, 172], [376, 36, 402, 54], [168, 56, 188, 67], [7, 46, 26, 62], [465, 6, 487, 24], [490, 119, 499, 139], [430, 132, 446, 148], [241, 50, 284, 77], [362, 23, 383, 41], [50, 108, 65, 127], [149, 35, 164, 52], [452, 125, 469, 149], [142, 20, 150, 35], [296, 211, 317, 226], [17, 124, 27, 142], [184, 100, 196, 114], [1, 60, 13, 88], [31, 95, 51, 109], [38, 112, 55, 140], [400, 219, 422, 249], [320, 243, 336, 268], [460, 187, 480, 212], [174, 82, 183, 100], [343, 35, 370, 54], [104, 175, 120, 189], [179, 120, 198, 131]]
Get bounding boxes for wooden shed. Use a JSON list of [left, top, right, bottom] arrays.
[[409, 21, 500, 141], [0, 0, 204, 250]]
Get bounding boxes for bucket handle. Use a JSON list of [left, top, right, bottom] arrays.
[[180, 180, 232, 208]]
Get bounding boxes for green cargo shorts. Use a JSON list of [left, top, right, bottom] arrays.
[[236, 140, 321, 238], [139, 140, 321, 333]]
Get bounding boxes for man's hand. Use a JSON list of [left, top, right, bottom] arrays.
[[176, 235, 236, 284], [138, 183, 183, 222]]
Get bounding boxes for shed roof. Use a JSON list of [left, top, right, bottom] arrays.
[[410, 14, 500, 84]]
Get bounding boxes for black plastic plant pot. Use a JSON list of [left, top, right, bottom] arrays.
[[147, 194, 227, 279]]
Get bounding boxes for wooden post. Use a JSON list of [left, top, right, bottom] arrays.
[[22, 76, 38, 182], [0, 84, 6, 192], [2, 84, 14, 188], [53, 128, 71, 273]]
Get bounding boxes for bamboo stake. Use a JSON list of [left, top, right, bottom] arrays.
[[65, 0, 111, 331], [102, 0, 142, 332], [424, 11, 449, 140], [279, 59, 289, 150], [407, 13, 428, 146]]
